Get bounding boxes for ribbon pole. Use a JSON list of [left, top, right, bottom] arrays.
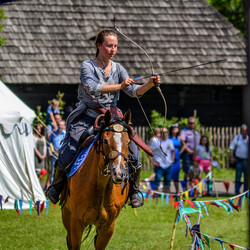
[[190, 211, 202, 250], [170, 191, 183, 250]]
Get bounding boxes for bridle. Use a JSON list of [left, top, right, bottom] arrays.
[[97, 122, 130, 178]]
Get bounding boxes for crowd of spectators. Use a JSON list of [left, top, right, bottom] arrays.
[[34, 101, 248, 196], [34, 99, 66, 190], [147, 118, 248, 195]]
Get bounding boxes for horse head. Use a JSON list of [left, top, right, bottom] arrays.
[[98, 109, 131, 184]]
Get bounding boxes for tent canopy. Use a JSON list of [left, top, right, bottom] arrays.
[[0, 80, 36, 134], [0, 80, 46, 209]]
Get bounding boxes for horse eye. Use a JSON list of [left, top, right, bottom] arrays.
[[103, 139, 108, 145]]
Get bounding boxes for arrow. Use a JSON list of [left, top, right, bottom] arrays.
[[134, 58, 227, 82]]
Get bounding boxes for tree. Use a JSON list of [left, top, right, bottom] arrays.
[[0, 8, 6, 77], [0, 8, 6, 48], [207, 0, 246, 36], [0, 9, 7, 48]]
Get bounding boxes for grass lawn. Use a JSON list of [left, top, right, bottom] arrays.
[[141, 167, 237, 182], [0, 195, 248, 249]]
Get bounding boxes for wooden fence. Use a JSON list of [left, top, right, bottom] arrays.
[[134, 126, 241, 171]]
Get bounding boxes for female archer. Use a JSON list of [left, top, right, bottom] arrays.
[[46, 29, 161, 208]]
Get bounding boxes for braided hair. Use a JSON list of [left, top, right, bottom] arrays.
[[95, 29, 117, 57]]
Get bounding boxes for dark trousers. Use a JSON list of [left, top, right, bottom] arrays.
[[235, 158, 248, 194], [182, 151, 193, 174]]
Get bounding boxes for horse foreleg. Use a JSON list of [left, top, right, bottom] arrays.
[[62, 207, 72, 249], [95, 222, 115, 250], [70, 216, 84, 250]]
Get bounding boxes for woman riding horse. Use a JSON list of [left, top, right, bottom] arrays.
[[46, 29, 161, 208]]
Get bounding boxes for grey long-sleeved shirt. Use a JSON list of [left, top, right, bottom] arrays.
[[78, 59, 139, 117]]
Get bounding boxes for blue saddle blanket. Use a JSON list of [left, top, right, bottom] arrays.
[[67, 135, 98, 178]]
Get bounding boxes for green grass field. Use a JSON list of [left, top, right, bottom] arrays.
[[141, 167, 236, 182], [0, 195, 248, 249]]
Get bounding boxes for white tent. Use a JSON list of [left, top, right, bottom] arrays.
[[0, 80, 46, 209]]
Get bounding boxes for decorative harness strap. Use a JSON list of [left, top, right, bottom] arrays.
[[98, 122, 129, 177], [98, 107, 154, 157]]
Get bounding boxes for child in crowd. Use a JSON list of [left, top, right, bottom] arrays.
[[188, 156, 203, 189], [195, 135, 212, 174], [45, 99, 60, 140]]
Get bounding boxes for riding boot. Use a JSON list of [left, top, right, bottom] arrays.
[[45, 164, 66, 204], [129, 164, 143, 208]]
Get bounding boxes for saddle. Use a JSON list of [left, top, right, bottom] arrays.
[[65, 107, 153, 173], [79, 107, 154, 156]]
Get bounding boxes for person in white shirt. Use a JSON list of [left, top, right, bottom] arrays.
[[145, 127, 161, 182], [230, 124, 248, 194], [150, 128, 175, 193]]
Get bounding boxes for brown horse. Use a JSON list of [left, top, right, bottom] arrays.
[[61, 110, 132, 249]]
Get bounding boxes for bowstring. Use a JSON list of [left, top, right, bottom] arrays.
[[113, 17, 168, 156]]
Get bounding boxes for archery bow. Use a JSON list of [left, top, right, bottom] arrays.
[[113, 17, 168, 156]]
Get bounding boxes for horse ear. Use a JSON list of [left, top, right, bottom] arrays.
[[123, 109, 132, 124], [104, 110, 112, 125]]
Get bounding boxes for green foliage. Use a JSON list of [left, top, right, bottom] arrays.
[[33, 91, 66, 127], [211, 145, 231, 168], [207, 0, 246, 36], [33, 105, 46, 127], [150, 109, 202, 133], [0, 8, 7, 48]]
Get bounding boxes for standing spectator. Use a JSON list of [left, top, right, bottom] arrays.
[[150, 128, 175, 193], [45, 99, 60, 140], [230, 124, 248, 194], [34, 123, 47, 178], [145, 127, 161, 183], [169, 123, 185, 194], [149, 127, 161, 145], [195, 135, 213, 174], [48, 120, 66, 185], [45, 113, 62, 189], [180, 117, 200, 186]]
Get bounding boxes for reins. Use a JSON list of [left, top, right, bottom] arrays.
[[96, 119, 130, 179]]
